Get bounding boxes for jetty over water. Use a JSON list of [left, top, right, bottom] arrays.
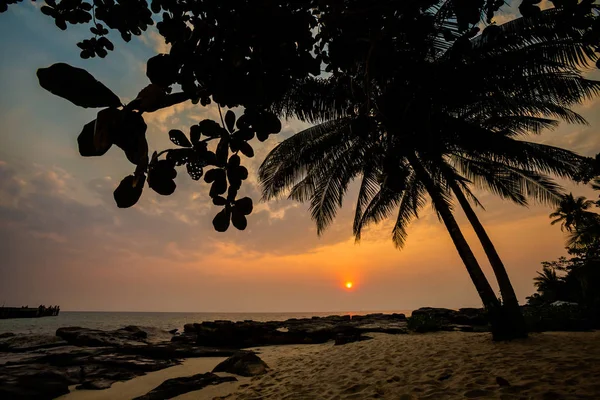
[[0, 305, 60, 319]]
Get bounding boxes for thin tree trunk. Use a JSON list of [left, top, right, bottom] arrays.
[[450, 181, 528, 338], [408, 155, 499, 310]]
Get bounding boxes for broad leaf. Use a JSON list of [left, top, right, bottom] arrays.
[[37, 63, 121, 108], [133, 84, 166, 112], [198, 119, 223, 138], [169, 129, 192, 147], [235, 197, 253, 215], [225, 110, 236, 133], [231, 209, 248, 230], [186, 161, 204, 180], [212, 196, 227, 206], [114, 112, 148, 166], [94, 108, 121, 153], [114, 175, 145, 208], [239, 142, 254, 157], [146, 54, 178, 88], [213, 208, 231, 232], [78, 120, 111, 157]]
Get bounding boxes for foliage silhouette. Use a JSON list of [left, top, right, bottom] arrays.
[[528, 183, 600, 328], [549, 193, 597, 232], [259, 7, 599, 340]]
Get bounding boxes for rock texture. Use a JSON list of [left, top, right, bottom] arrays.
[[0, 334, 68, 352], [410, 307, 489, 331], [212, 352, 268, 377], [56, 326, 150, 347], [0, 326, 239, 399], [186, 313, 409, 348], [0, 364, 74, 400], [133, 372, 237, 400], [0, 312, 490, 399]]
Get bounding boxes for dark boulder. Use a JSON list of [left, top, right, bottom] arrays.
[[0, 363, 74, 400], [56, 326, 150, 347], [411, 307, 488, 327], [114, 343, 238, 360], [334, 333, 371, 346], [133, 372, 237, 400], [0, 335, 68, 353], [411, 307, 457, 319], [0, 332, 15, 339], [212, 352, 268, 377], [188, 314, 411, 348]]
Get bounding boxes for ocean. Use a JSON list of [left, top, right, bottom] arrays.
[[0, 310, 413, 335]]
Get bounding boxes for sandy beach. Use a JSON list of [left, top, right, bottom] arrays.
[[223, 331, 600, 400], [60, 331, 600, 400]]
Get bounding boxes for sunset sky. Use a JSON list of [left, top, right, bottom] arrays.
[[1, 2, 599, 313]]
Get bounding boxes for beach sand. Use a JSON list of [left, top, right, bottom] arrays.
[[219, 331, 600, 399], [64, 331, 600, 399]]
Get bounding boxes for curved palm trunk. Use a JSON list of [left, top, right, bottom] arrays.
[[450, 181, 528, 339], [408, 155, 500, 311]]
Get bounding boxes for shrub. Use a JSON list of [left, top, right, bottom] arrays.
[[523, 305, 593, 332]]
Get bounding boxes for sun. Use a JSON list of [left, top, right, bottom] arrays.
[[345, 282, 353, 289]]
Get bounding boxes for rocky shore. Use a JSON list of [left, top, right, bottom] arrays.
[[0, 308, 492, 399]]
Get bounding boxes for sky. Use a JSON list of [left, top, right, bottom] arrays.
[[0, 2, 599, 313]]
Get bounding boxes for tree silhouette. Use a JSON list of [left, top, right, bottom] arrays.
[[259, 8, 598, 340], [550, 193, 597, 232], [533, 265, 565, 302]]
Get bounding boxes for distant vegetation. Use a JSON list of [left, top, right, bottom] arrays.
[[526, 181, 600, 330]]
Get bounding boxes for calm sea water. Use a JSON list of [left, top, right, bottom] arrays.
[[0, 311, 412, 336]]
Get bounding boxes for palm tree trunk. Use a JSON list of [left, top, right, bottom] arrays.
[[449, 181, 528, 338], [408, 155, 499, 310]]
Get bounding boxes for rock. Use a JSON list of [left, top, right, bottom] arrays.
[[56, 326, 150, 347], [0, 363, 74, 400], [411, 307, 488, 327], [355, 323, 408, 335], [187, 314, 414, 348], [168, 329, 178, 335], [120, 326, 148, 339], [0, 334, 68, 352], [133, 372, 237, 400], [412, 307, 457, 317], [0, 332, 15, 339], [212, 352, 268, 377], [334, 333, 371, 346], [452, 325, 475, 332], [76, 379, 114, 390], [23, 346, 104, 366], [496, 376, 511, 387], [114, 343, 237, 360], [170, 333, 196, 344], [88, 353, 177, 372]]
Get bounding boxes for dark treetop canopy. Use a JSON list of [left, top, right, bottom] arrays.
[[2, 0, 599, 231]]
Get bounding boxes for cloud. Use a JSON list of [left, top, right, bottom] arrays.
[[139, 29, 171, 54]]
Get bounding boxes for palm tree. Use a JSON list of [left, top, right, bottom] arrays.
[[533, 266, 565, 302], [550, 193, 596, 232], [261, 6, 598, 339]]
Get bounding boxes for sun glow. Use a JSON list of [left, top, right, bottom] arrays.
[[345, 282, 353, 289]]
